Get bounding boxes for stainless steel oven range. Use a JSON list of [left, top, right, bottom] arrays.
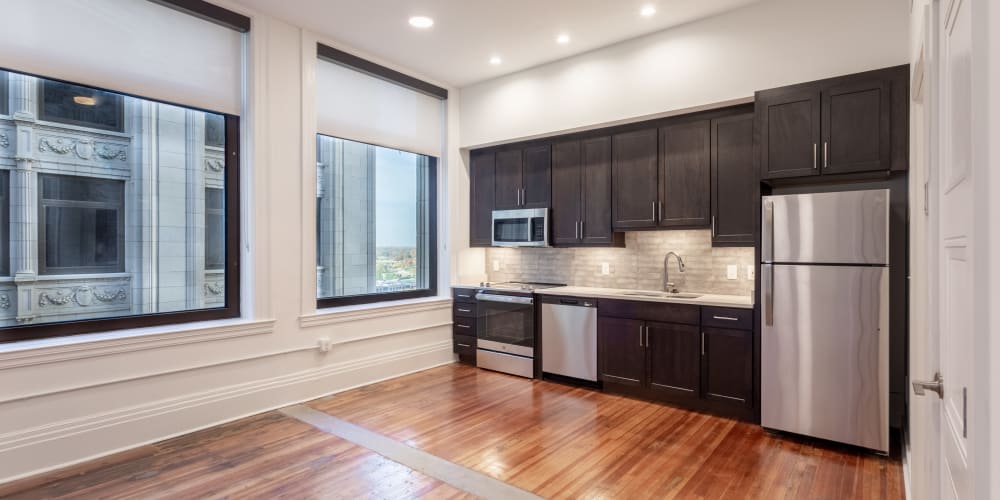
[[474, 282, 563, 378]]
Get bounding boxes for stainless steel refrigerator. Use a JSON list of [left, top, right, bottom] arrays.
[[761, 189, 889, 453]]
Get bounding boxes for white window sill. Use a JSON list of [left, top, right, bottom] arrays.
[[0, 317, 276, 370], [299, 295, 452, 329]]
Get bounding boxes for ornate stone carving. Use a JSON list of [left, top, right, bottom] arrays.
[[39, 285, 128, 307], [204, 281, 224, 296], [205, 158, 224, 172], [0, 132, 8, 149], [0, 293, 10, 310], [38, 137, 127, 161]]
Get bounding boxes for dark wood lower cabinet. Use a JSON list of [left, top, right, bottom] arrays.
[[598, 302, 754, 421]]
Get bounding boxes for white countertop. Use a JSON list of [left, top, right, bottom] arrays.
[[535, 286, 754, 309]]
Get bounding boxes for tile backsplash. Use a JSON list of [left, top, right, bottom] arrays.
[[485, 230, 755, 296]]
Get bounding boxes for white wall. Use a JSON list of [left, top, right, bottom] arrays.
[[459, 0, 910, 148], [0, 3, 475, 484]]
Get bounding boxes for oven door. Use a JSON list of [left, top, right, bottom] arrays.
[[475, 292, 535, 357], [492, 209, 549, 247]]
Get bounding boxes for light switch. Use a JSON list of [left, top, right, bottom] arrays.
[[747, 265, 755, 280], [601, 262, 611, 275], [727, 264, 738, 280], [492, 259, 500, 271]]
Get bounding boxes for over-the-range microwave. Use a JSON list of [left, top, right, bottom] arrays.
[[492, 208, 549, 247]]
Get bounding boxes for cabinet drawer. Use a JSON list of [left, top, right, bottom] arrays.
[[598, 299, 699, 325], [453, 315, 476, 335], [452, 287, 477, 304], [453, 303, 477, 318], [701, 307, 752, 330], [453, 334, 477, 357]]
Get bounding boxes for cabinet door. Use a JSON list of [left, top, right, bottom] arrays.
[[580, 136, 616, 245], [522, 144, 551, 209], [659, 120, 711, 227], [469, 150, 495, 247], [711, 114, 756, 246], [551, 141, 582, 245], [646, 321, 700, 400], [701, 327, 752, 406], [598, 316, 645, 387], [494, 149, 523, 209], [821, 79, 891, 174], [758, 90, 821, 180], [612, 129, 659, 229]]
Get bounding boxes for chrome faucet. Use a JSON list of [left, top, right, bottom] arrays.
[[663, 251, 686, 293]]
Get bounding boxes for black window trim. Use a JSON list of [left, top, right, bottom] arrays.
[[315, 139, 438, 310], [38, 174, 126, 275], [317, 43, 448, 101], [0, 78, 241, 344], [147, 0, 251, 33]]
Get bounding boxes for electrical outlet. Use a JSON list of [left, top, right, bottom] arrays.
[[747, 265, 755, 280], [727, 264, 738, 280], [492, 259, 500, 271], [601, 262, 611, 275]]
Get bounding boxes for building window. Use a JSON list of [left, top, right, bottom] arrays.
[[39, 80, 124, 132], [205, 188, 225, 270], [39, 175, 125, 274], [205, 113, 225, 148], [316, 135, 436, 307], [0, 70, 8, 116], [0, 172, 9, 276]]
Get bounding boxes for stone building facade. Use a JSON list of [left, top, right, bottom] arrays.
[[0, 71, 224, 327]]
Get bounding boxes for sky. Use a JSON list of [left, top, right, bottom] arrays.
[[374, 147, 419, 248]]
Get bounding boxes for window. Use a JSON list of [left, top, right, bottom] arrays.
[[0, 70, 8, 115], [39, 175, 124, 274], [205, 188, 225, 270], [0, 172, 9, 276], [39, 80, 124, 132], [205, 113, 225, 148], [316, 135, 436, 307]]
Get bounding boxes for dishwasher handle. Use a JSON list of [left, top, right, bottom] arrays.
[[547, 296, 596, 307]]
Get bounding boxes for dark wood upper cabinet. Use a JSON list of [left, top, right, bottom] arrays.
[[612, 129, 659, 229], [646, 321, 701, 400], [580, 137, 619, 245], [701, 327, 752, 405], [522, 145, 552, 209], [757, 64, 908, 180], [598, 316, 645, 387], [659, 120, 711, 228], [469, 151, 495, 247], [821, 79, 890, 174], [551, 141, 583, 245], [711, 114, 756, 246], [757, 90, 821, 179], [493, 149, 523, 210]]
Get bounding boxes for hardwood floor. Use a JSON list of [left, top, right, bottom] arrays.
[[0, 364, 903, 499]]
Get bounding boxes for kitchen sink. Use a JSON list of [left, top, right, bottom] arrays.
[[621, 291, 702, 299]]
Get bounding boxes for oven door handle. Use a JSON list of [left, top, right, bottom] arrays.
[[475, 293, 534, 305]]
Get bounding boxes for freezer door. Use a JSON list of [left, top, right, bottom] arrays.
[[761, 264, 889, 453], [762, 189, 889, 265]]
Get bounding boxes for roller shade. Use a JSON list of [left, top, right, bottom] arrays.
[[0, 0, 243, 115], [316, 58, 444, 158]]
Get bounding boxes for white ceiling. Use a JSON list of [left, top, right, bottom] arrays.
[[231, 0, 761, 87]]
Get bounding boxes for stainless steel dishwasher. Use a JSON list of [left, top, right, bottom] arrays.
[[540, 296, 598, 382]]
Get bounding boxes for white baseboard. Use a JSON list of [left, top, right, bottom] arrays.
[[0, 339, 455, 485]]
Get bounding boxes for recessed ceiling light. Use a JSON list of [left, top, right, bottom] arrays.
[[408, 16, 434, 28], [556, 34, 570, 45], [640, 5, 656, 17], [489, 56, 502, 65]]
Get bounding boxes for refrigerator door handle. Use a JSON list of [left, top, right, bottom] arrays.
[[762, 199, 774, 262], [762, 263, 773, 326]]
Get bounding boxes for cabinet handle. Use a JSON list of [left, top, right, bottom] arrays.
[[813, 143, 818, 169], [580, 220, 584, 239], [712, 315, 739, 321], [823, 142, 828, 169], [639, 325, 643, 347], [652, 201, 657, 222], [645, 325, 649, 347], [456, 324, 471, 329], [701, 332, 705, 356], [712, 216, 716, 237], [522, 188, 526, 205], [658, 201, 663, 221], [457, 308, 471, 313], [457, 343, 472, 348]]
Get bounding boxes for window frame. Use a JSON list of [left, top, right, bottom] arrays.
[[38, 174, 126, 275], [0, 73, 242, 344], [0, 70, 8, 116], [315, 139, 438, 309]]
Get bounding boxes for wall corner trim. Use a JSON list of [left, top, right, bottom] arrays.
[[0, 319, 277, 371], [299, 297, 452, 328]]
